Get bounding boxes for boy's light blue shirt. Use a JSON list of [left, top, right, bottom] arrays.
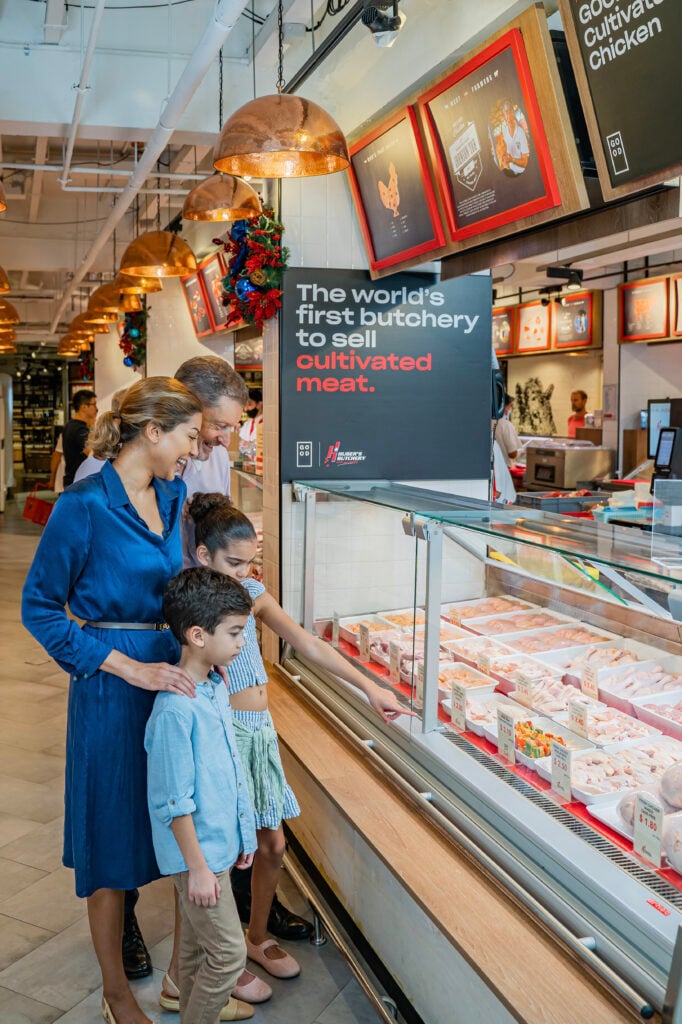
[[145, 670, 257, 875]]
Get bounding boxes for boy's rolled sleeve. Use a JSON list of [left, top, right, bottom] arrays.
[[146, 708, 196, 826]]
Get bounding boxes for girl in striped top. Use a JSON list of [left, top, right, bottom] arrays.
[[187, 492, 409, 985]]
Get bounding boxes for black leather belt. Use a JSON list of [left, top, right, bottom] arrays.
[[85, 621, 169, 631]]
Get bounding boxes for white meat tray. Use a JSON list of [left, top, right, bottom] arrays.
[[338, 614, 395, 646], [501, 624, 619, 656], [461, 607, 574, 638], [514, 718, 585, 773], [440, 596, 536, 625], [376, 606, 426, 631], [631, 691, 682, 742], [597, 661, 681, 716], [440, 637, 513, 669], [535, 732, 596, 783]]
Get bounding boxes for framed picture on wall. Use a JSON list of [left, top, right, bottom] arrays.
[[418, 28, 561, 243], [492, 306, 515, 356], [552, 291, 601, 349], [516, 300, 551, 353], [672, 276, 682, 337], [348, 107, 445, 272], [181, 272, 213, 338], [199, 253, 230, 332], [619, 278, 669, 342]]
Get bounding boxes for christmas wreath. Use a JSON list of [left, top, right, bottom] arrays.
[[118, 303, 148, 371], [218, 208, 288, 330]]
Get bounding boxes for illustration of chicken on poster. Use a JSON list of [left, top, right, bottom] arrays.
[[350, 114, 438, 264], [422, 35, 557, 239]]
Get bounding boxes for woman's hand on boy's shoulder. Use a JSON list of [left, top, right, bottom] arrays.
[[368, 686, 417, 723]]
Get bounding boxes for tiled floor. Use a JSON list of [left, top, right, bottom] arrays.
[[0, 503, 379, 1024]]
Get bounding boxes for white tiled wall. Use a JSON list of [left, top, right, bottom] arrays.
[[146, 279, 235, 377], [282, 175, 368, 271], [619, 341, 682, 430]]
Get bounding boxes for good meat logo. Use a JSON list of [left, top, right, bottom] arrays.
[[324, 441, 366, 467]]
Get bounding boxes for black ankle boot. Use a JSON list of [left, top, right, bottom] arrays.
[[122, 910, 153, 979]]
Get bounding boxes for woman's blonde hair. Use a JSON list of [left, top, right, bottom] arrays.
[[89, 376, 202, 459]]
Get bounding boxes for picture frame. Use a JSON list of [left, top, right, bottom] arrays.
[[619, 278, 669, 343], [672, 276, 682, 337], [552, 291, 601, 349], [198, 253, 230, 333], [418, 28, 561, 243], [180, 272, 213, 338], [347, 106, 445, 272], [492, 306, 515, 356], [516, 300, 551, 354]]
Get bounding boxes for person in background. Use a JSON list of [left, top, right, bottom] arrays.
[[74, 386, 130, 484], [62, 389, 98, 487], [493, 393, 520, 468], [567, 390, 589, 438], [238, 388, 263, 460], [49, 427, 65, 494]]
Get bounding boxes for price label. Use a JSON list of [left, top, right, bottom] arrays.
[[415, 661, 426, 705], [581, 664, 599, 701], [451, 682, 467, 730], [331, 613, 340, 648], [477, 652, 491, 674], [634, 794, 663, 868], [551, 740, 572, 802], [568, 698, 589, 739], [515, 674, 534, 702], [450, 606, 464, 625], [358, 624, 370, 662], [388, 641, 401, 684], [497, 708, 516, 764]]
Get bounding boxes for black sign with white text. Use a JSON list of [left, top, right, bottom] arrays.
[[280, 268, 492, 481], [560, 0, 681, 189]]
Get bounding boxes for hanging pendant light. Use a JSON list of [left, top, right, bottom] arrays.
[[183, 173, 261, 222], [0, 341, 17, 354], [119, 230, 196, 278], [0, 181, 6, 214], [0, 327, 17, 342], [213, 0, 348, 179], [119, 293, 143, 313], [114, 272, 163, 295], [0, 267, 10, 293], [88, 284, 121, 313], [83, 308, 118, 325], [71, 313, 109, 335], [0, 300, 20, 325]]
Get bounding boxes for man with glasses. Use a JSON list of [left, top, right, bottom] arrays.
[[62, 390, 97, 487]]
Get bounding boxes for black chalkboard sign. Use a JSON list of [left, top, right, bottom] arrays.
[[280, 268, 492, 481]]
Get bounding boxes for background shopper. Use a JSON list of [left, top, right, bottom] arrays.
[[62, 389, 98, 487], [567, 390, 589, 438]]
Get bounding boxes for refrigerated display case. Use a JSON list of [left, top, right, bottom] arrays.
[[280, 480, 682, 1019]]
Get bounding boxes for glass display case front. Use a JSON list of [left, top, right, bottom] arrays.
[[281, 480, 682, 1019]]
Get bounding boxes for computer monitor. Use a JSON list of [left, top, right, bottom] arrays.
[[655, 428, 677, 470], [648, 399, 672, 458]]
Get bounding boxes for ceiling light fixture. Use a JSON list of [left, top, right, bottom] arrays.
[[547, 265, 584, 291], [119, 230, 197, 278], [0, 300, 20, 325], [114, 272, 163, 296], [0, 180, 6, 213], [0, 267, 10, 293], [213, 0, 349, 179], [361, 0, 406, 47]]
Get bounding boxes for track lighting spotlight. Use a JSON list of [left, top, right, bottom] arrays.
[[547, 265, 584, 291], [361, 0, 406, 47]]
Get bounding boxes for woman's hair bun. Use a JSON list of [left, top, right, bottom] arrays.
[[188, 491, 233, 522]]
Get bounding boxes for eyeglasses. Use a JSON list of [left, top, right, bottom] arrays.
[[204, 420, 237, 433]]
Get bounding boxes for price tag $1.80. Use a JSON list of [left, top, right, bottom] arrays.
[[634, 794, 663, 868]]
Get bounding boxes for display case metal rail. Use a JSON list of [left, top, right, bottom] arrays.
[[281, 480, 682, 1020]]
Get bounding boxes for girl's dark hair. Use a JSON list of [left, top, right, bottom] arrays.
[[188, 492, 257, 554]]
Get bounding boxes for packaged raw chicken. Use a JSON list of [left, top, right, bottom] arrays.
[[612, 738, 682, 780], [577, 706, 657, 746], [510, 679, 600, 717], [508, 625, 612, 655], [562, 646, 639, 686], [571, 750, 642, 798], [601, 666, 682, 701], [442, 596, 532, 622], [381, 608, 426, 629], [442, 636, 510, 666], [472, 610, 568, 636]]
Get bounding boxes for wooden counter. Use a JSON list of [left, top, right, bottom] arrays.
[[268, 668, 651, 1024]]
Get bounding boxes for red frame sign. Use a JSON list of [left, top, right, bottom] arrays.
[[672, 276, 682, 337], [619, 278, 669, 342], [347, 106, 445, 272], [492, 306, 515, 356], [552, 291, 594, 349], [198, 253, 230, 333], [516, 300, 551, 354], [418, 29, 560, 243], [180, 271, 213, 338]]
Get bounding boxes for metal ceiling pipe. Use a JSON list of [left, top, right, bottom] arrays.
[[58, 0, 107, 187], [2, 162, 207, 181], [50, 0, 251, 333]]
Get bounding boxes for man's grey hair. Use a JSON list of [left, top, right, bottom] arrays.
[[174, 355, 248, 408]]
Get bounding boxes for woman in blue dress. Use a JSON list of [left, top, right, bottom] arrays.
[[22, 376, 203, 1024]]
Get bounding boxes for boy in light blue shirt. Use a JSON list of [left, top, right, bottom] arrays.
[[145, 567, 257, 1024]]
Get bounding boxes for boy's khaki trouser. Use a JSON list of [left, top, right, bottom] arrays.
[[173, 868, 246, 1024]]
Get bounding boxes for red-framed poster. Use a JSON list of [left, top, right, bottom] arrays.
[[672, 276, 682, 337], [619, 278, 669, 343], [199, 253, 230, 333], [492, 306, 515, 356], [418, 28, 560, 243], [347, 106, 445, 272], [516, 300, 551, 354], [180, 272, 212, 338], [552, 291, 598, 349]]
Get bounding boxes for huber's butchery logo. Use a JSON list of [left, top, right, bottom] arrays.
[[324, 441, 366, 467]]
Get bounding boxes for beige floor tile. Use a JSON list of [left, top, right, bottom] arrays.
[[0, 718, 67, 755], [0, 866, 86, 932], [0, 916, 98, 1012], [0, 776, 64, 824], [0, 814, 42, 849], [54, 968, 166, 1022], [0, 914, 56, 972], [0, 858, 48, 902], [0, 985, 62, 1024], [0, 745, 64, 784], [0, 817, 65, 872]]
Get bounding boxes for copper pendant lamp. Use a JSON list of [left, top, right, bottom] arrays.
[[72, 313, 109, 335], [0, 181, 6, 214], [119, 293, 143, 313], [212, 0, 348, 179], [0, 267, 10, 293], [0, 342, 17, 354], [83, 308, 118, 325], [0, 300, 20, 325], [183, 173, 261, 222], [119, 230, 196, 278], [0, 327, 17, 342], [88, 284, 121, 313], [114, 272, 163, 295]]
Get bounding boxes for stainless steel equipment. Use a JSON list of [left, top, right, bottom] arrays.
[[525, 443, 614, 490]]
